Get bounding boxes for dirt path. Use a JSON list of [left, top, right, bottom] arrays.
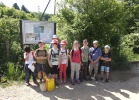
[[0, 66, 139, 100]]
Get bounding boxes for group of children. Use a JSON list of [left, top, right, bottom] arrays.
[[24, 35, 111, 86]]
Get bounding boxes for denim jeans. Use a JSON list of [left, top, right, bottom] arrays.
[[24, 64, 36, 83]]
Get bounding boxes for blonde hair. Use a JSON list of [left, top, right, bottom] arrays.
[[73, 40, 79, 44]]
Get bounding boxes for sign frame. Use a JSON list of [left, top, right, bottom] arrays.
[[20, 20, 56, 47]]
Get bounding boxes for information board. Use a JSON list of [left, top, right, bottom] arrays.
[[21, 20, 56, 44]]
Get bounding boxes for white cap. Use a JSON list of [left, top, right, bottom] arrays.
[[105, 45, 110, 49], [52, 35, 58, 39], [93, 40, 98, 44]]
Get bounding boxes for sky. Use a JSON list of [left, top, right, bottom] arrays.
[[0, 0, 61, 14]]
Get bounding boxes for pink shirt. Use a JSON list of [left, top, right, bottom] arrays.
[[71, 49, 81, 63]]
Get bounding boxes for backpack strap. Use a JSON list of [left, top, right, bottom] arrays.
[[49, 49, 53, 60], [36, 49, 40, 57]]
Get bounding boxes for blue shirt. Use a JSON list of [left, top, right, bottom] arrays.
[[89, 47, 102, 63]]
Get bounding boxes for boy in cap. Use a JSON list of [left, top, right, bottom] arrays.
[[89, 40, 102, 81], [80, 39, 89, 81], [100, 45, 111, 82], [35, 40, 47, 83]]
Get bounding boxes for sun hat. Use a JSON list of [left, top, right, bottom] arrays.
[[105, 45, 110, 49], [52, 35, 58, 39], [93, 40, 98, 44], [51, 39, 58, 44], [61, 40, 67, 45]]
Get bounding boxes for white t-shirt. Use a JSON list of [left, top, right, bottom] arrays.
[[49, 48, 59, 65], [24, 52, 34, 64], [60, 49, 68, 64]]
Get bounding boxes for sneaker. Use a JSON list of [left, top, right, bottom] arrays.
[[100, 77, 103, 81], [76, 79, 80, 84], [34, 81, 39, 86], [105, 79, 109, 82], [25, 82, 31, 86], [71, 79, 75, 85]]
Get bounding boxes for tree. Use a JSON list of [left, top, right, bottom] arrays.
[[50, 0, 129, 70], [13, 3, 20, 10], [0, 6, 36, 73], [21, 5, 30, 13]]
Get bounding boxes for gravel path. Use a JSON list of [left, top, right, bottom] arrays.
[[0, 67, 139, 100]]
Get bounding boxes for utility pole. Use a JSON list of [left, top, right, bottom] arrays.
[[54, 0, 56, 15], [40, 0, 51, 21]]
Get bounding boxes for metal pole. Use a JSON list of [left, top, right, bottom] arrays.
[[54, 0, 56, 15], [40, 0, 51, 21]]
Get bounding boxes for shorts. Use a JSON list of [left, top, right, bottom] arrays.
[[36, 63, 47, 72], [100, 66, 110, 72], [51, 65, 59, 75]]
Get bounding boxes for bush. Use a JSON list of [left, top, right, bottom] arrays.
[[6, 62, 25, 80]]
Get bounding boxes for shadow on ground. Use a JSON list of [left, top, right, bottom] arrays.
[[30, 67, 139, 100]]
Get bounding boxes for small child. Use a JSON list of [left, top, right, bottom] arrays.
[[48, 39, 60, 85], [70, 40, 83, 85], [80, 39, 89, 81], [24, 45, 38, 86], [59, 40, 68, 83], [100, 45, 111, 82]]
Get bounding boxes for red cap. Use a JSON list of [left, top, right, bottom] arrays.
[[61, 40, 66, 45], [51, 39, 58, 44]]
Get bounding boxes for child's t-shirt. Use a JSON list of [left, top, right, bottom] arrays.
[[24, 52, 34, 64], [101, 52, 111, 67], [35, 49, 47, 64], [81, 46, 89, 62], [60, 49, 68, 64], [71, 49, 81, 63], [49, 48, 59, 65]]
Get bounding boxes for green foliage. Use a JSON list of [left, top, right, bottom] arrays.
[[121, 33, 139, 61], [6, 62, 25, 80], [50, 0, 129, 70], [0, 6, 37, 80]]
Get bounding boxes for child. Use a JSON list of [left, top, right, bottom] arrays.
[[89, 40, 102, 81], [100, 45, 111, 82], [59, 40, 68, 83], [35, 40, 47, 83], [48, 39, 60, 85], [49, 35, 60, 49], [70, 40, 83, 85], [24, 45, 38, 86], [80, 39, 89, 81]]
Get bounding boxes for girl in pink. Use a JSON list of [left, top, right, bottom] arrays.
[[59, 40, 68, 83], [70, 40, 83, 85]]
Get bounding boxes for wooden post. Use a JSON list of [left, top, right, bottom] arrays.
[[19, 20, 23, 49]]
